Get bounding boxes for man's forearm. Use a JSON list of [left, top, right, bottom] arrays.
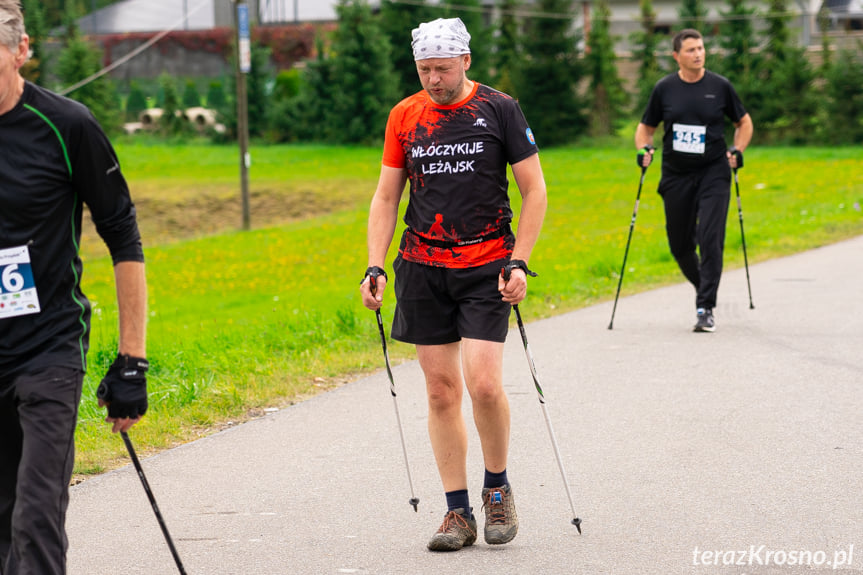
[[114, 261, 147, 357], [367, 195, 399, 268], [635, 123, 656, 150], [733, 114, 754, 153], [511, 187, 547, 263]]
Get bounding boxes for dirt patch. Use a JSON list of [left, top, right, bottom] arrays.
[[79, 186, 365, 259]]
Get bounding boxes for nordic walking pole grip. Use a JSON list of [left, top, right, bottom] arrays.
[[366, 272, 420, 512], [121, 432, 188, 574], [501, 265, 582, 533]]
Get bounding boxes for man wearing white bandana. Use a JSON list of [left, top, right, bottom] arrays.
[[360, 17, 548, 552]]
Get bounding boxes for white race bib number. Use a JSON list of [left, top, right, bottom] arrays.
[[0, 246, 41, 319], [672, 123, 706, 154]]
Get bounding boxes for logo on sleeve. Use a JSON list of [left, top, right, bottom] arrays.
[[526, 128, 536, 145]]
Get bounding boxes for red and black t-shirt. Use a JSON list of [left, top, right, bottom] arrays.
[[382, 82, 538, 268]]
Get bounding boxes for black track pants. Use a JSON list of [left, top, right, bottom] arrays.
[[658, 158, 731, 310], [0, 366, 83, 575]]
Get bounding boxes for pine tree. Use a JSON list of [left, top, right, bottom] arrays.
[[763, 0, 791, 63], [327, 0, 399, 144], [823, 47, 863, 144], [716, 0, 761, 124], [283, 34, 336, 142], [182, 79, 202, 108], [816, 5, 832, 73], [216, 42, 272, 140], [756, 0, 798, 140], [586, 0, 627, 136], [631, 0, 665, 114], [245, 42, 272, 138], [517, 0, 586, 146], [678, 0, 708, 32], [157, 73, 187, 136], [493, 0, 523, 97], [56, 9, 121, 135], [378, 0, 436, 99], [206, 80, 227, 110], [125, 81, 148, 122], [21, 0, 47, 84], [441, 0, 492, 86]]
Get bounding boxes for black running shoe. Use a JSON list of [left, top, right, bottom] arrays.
[[694, 308, 715, 332], [427, 508, 477, 551]]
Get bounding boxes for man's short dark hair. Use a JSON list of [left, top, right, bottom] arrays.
[[672, 29, 702, 52]]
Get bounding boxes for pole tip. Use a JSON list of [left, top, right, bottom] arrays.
[[607, 323, 614, 330], [572, 517, 582, 534], [749, 304, 755, 310], [410, 498, 419, 512]]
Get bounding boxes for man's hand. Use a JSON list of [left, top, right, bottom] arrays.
[[97, 354, 148, 433], [727, 146, 744, 170], [499, 259, 537, 305], [360, 266, 387, 311], [637, 145, 655, 169]]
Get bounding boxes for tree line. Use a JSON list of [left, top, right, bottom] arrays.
[[22, 0, 863, 147]]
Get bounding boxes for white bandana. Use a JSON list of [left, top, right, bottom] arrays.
[[411, 17, 471, 61]]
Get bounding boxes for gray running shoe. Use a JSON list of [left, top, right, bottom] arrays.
[[694, 308, 716, 332], [481, 484, 518, 544], [427, 508, 477, 552]]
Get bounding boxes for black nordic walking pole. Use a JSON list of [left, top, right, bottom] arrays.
[[369, 275, 420, 512], [732, 166, 755, 309], [503, 267, 582, 533], [121, 431, 188, 575], [608, 163, 648, 330]]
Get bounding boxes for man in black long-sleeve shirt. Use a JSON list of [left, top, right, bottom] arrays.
[[0, 2, 149, 573]]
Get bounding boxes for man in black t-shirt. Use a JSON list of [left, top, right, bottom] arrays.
[[361, 17, 547, 551], [0, 2, 149, 573], [635, 28, 753, 332]]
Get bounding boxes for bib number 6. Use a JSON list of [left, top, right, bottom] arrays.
[[1, 264, 25, 294]]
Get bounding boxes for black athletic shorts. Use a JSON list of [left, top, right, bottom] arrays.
[[391, 255, 512, 345]]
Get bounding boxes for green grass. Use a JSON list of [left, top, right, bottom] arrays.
[[73, 139, 863, 475]]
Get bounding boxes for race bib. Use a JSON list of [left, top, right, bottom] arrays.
[[672, 123, 706, 154], [0, 245, 41, 320]]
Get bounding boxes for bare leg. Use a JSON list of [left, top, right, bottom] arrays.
[[417, 342, 468, 492], [461, 338, 509, 474]]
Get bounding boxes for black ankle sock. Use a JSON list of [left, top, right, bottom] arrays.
[[445, 489, 470, 514], [484, 468, 508, 489]]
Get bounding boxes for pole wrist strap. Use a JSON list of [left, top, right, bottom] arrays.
[[361, 266, 387, 285], [504, 259, 537, 279]]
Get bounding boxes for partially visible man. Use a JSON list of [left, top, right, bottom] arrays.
[[635, 28, 753, 332], [360, 17, 547, 552], [0, 1, 149, 573]]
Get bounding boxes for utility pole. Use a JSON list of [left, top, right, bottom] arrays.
[[234, 0, 252, 231]]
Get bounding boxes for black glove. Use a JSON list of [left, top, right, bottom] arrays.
[[636, 145, 655, 168], [729, 146, 744, 169], [97, 354, 149, 419]]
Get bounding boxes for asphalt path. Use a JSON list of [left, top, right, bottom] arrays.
[[66, 236, 863, 574]]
